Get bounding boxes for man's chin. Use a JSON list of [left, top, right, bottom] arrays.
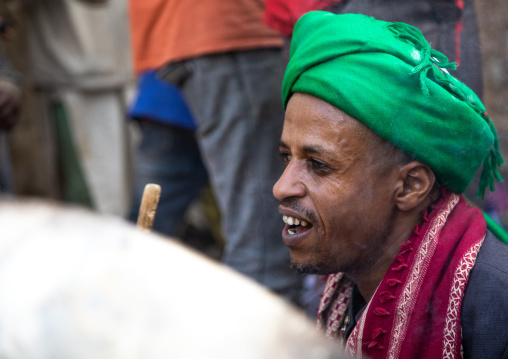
[[290, 261, 337, 275]]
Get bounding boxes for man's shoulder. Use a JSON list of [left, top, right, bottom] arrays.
[[473, 230, 508, 275], [461, 230, 508, 359], [464, 230, 508, 310]]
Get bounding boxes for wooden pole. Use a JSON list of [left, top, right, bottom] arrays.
[[136, 183, 161, 232]]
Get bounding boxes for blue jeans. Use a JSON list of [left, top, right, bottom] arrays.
[[129, 120, 208, 235], [172, 48, 302, 301]]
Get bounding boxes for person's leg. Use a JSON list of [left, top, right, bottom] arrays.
[[10, 90, 62, 199], [58, 89, 131, 215], [181, 49, 302, 302], [52, 100, 94, 208], [128, 120, 208, 236]]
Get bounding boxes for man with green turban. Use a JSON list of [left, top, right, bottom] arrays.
[[273, 11, 508, 359]]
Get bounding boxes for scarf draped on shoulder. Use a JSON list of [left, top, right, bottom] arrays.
[[317, 190, 486, 359]]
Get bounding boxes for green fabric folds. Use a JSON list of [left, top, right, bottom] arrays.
[[282, 12, 504, 197]]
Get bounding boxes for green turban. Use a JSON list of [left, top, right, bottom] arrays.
[[282, 11, 504, 198]]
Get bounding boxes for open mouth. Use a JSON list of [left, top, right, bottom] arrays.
[[283, 215, 313, 235]]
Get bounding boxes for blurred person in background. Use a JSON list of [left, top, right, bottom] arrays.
[[0, 21, 19, 132], [126, 70, 217, 251], [129, 0, 303, 304], [127, 1, 209, 241], [0, 15, 20, 194], [1, 0, 133, 215]]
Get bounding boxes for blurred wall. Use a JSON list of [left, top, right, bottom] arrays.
[[476, 0, 508, 168]]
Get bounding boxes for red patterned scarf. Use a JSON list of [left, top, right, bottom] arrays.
[[317, 191, 486, 359]]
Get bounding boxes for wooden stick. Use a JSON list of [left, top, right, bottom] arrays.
[[136, 183, 161, 232]]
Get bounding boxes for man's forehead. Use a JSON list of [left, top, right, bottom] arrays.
[[282, 93, 369, 153]]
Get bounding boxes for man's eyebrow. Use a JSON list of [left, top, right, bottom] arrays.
[[279, 141, 335, 157], [302, 144, 328, 155]]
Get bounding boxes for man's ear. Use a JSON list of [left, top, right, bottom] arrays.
[[394, 161, 436, 212]]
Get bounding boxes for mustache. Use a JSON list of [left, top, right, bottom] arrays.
[[280, 198, 317, 224]]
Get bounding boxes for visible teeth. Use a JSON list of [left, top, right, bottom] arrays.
[[288, 228, 297, 235], [282, 215, 309, 227]]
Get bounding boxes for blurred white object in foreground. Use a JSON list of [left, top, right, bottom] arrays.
[[0, 201, 345, 359]]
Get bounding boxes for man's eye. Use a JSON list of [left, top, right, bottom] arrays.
[[310, 159, 328, 172], [280, 153, 292, 165]]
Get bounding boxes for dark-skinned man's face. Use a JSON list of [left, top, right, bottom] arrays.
[[273, 93, 400, 275]]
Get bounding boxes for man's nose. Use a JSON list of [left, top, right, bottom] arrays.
[[273, 161, 305, 201]]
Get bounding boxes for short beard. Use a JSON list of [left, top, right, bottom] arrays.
[[290, 261, 338, 275], [289, 243, 338, 275], [291, 262, 322, 275]]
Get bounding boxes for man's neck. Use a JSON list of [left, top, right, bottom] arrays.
[[347, 204, 432, 302], [347, 234, 410, 302]]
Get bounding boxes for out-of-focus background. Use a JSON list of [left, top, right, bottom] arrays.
[[476, 0, 508, 186], [476, 0, 508, 226]]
